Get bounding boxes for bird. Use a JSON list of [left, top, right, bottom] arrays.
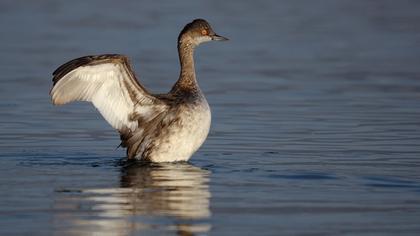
[[50, 19, 228, 162]]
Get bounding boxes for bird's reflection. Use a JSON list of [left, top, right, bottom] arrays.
[[53, 162, 211, 235], [120, 162, 211, 219]]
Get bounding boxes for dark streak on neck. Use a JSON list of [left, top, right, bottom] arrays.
[[171, 37, 200, 94]]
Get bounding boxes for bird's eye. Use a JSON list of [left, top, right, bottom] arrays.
[[201, 29, 208, 36]]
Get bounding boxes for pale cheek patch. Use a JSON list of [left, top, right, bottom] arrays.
[[195, 36, 212, 44]]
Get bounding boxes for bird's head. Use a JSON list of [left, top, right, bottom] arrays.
[[178, 19, 228, 47]]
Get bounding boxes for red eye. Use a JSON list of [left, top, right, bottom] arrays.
[[201, 29, 208, 35]]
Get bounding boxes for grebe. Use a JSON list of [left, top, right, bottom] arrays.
[[50, 19, 227, 162]]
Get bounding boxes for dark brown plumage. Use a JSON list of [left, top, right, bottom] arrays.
[[52, 54, 149, 92], [178, 19, 215, 42]]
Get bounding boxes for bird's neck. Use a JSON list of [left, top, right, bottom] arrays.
[[171, 41, 200, 94]]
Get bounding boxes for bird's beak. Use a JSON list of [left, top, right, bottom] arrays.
[[211, 34, 229, 41]]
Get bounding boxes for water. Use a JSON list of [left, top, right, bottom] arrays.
[[1, 0, 420, 235]]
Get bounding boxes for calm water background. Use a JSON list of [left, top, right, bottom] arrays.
[[1, 0, 420, 235]]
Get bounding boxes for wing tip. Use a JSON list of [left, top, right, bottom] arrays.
[[52, 54, 127, 85], [50, 92, 63, 105]]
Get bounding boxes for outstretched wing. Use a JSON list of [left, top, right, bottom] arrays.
[[50, 54, 167, 132]]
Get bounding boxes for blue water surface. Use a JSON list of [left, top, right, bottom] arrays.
[[1, 0, 420, 235]]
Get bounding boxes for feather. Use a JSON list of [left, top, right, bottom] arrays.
[[50, 54, 167, 132]]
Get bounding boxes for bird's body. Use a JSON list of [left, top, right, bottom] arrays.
[[131, 94, 211, 162], [50, 19, 227, 162]]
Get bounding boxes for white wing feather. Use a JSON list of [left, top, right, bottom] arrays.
[[50, 56, 166, 132]]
